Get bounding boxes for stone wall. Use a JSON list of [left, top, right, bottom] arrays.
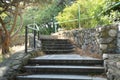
[[116, 27, 120, 53], [54, 24, 118, 54], [0, 49, 44, 80], [54, 29, 99, 54], [104, 54, 120, 80], [103, 24, 120, 80], [96, 25, 118, 54], [28, 34, 41, 48], [54, 24, 120, 80]]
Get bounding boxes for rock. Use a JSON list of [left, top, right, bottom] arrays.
[[29, 38, 42, 48], [12, 65, 20, 70], [82, 44, 87, 50], [116, 62, 120, 69], [0, 49, 42, 80], [117, 40, 120, 47], [14, 53, 25, 59], [117, 33, 120, 38], [0, 77, 7, 80], [103, 54, 109, 60], [36, 40, 41, 48], [108, 68, 114, 74], [0, 66, 9, 77], [100, 44, 107, 50], [98, 27, 104, 31], [108, 29, 117, 37], [99, 38, 113, 44]]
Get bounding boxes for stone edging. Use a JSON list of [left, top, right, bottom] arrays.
[[0, 49, 44, 80], [103, 54, 120, 80]]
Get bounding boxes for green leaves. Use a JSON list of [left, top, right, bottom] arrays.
[[56, 0, 120, 29], [22, 0, 66, 34]]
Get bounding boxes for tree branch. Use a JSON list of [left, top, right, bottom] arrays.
[[11, 14, 23, 38], [0, 17, 8, 34], [9, 3, 19, 35]]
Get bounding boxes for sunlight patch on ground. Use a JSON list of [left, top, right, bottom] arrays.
[[0, 45, 25, 62], [0, 66, 8, 77], [10, 45, 25, 53]]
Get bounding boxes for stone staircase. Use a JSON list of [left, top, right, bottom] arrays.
[[41, 39, 75, 54], [16, 39, 106, 80]]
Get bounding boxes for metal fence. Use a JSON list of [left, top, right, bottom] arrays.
[[25, 23, 40, 53]]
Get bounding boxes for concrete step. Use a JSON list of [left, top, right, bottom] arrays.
[[42, 41, 71, 44], [42, 44, 73, 47], [40, 39, 71, 44], [42, 45, 75, 50], [24, 65, 105, 75], [16, 74, 107, 80], [28, 58, 103, 66], [40, 39, 69, 41], [16, 36, 106, 80], [43, 49, 74, 54], [28, 54, 103, 66]]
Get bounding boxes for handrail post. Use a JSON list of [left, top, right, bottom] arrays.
[[25, 23, 39, 52], [33, 30, 36, 49], [25, 26, 28, 53], [78, 4, 81, 29]]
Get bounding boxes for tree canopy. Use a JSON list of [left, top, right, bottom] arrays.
[[0, 0, 56, 54], [23, 0, 68, 34], [56, 0, 120, 29]]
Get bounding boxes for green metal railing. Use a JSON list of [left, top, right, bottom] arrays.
[[25, 23, 39, 53]]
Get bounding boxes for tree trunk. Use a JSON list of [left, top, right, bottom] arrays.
[[2, 32, 10, 55], [0, 17, 10, 55]]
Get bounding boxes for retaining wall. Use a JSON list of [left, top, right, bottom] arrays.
[[54, 24, 118, 54], [0, 50, 44, 80], [53, 24, 120, 80]]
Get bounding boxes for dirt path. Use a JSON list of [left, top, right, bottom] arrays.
[[0, 45, 25, 62]]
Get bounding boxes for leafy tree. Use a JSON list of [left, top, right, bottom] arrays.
[[23, 0, 67, 34], [0, 0, 26, 55], [56, 0, 120, 29], [0, 0, 54, 55]]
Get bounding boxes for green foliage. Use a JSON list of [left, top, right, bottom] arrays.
[[56, 0, 120, 29], [23, 0, 65, 34], [35, 0, 65, 24], [39, 26, 55, 35], [56, 3, 78, 29]]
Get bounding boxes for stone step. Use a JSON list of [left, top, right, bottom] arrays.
[[28, 58, 103, 66], [42, 41, 71, 44], [42, 44, 73, 47], [42, 46, 75, 50], [41, 39, 70, 44], [40, 39, 69, 41], [16, 74, 107, 80], [42, 44, 75, 49], [24, 65, 105, 75], [28, 54, 103, 66], [43, 50, 74, 54]]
